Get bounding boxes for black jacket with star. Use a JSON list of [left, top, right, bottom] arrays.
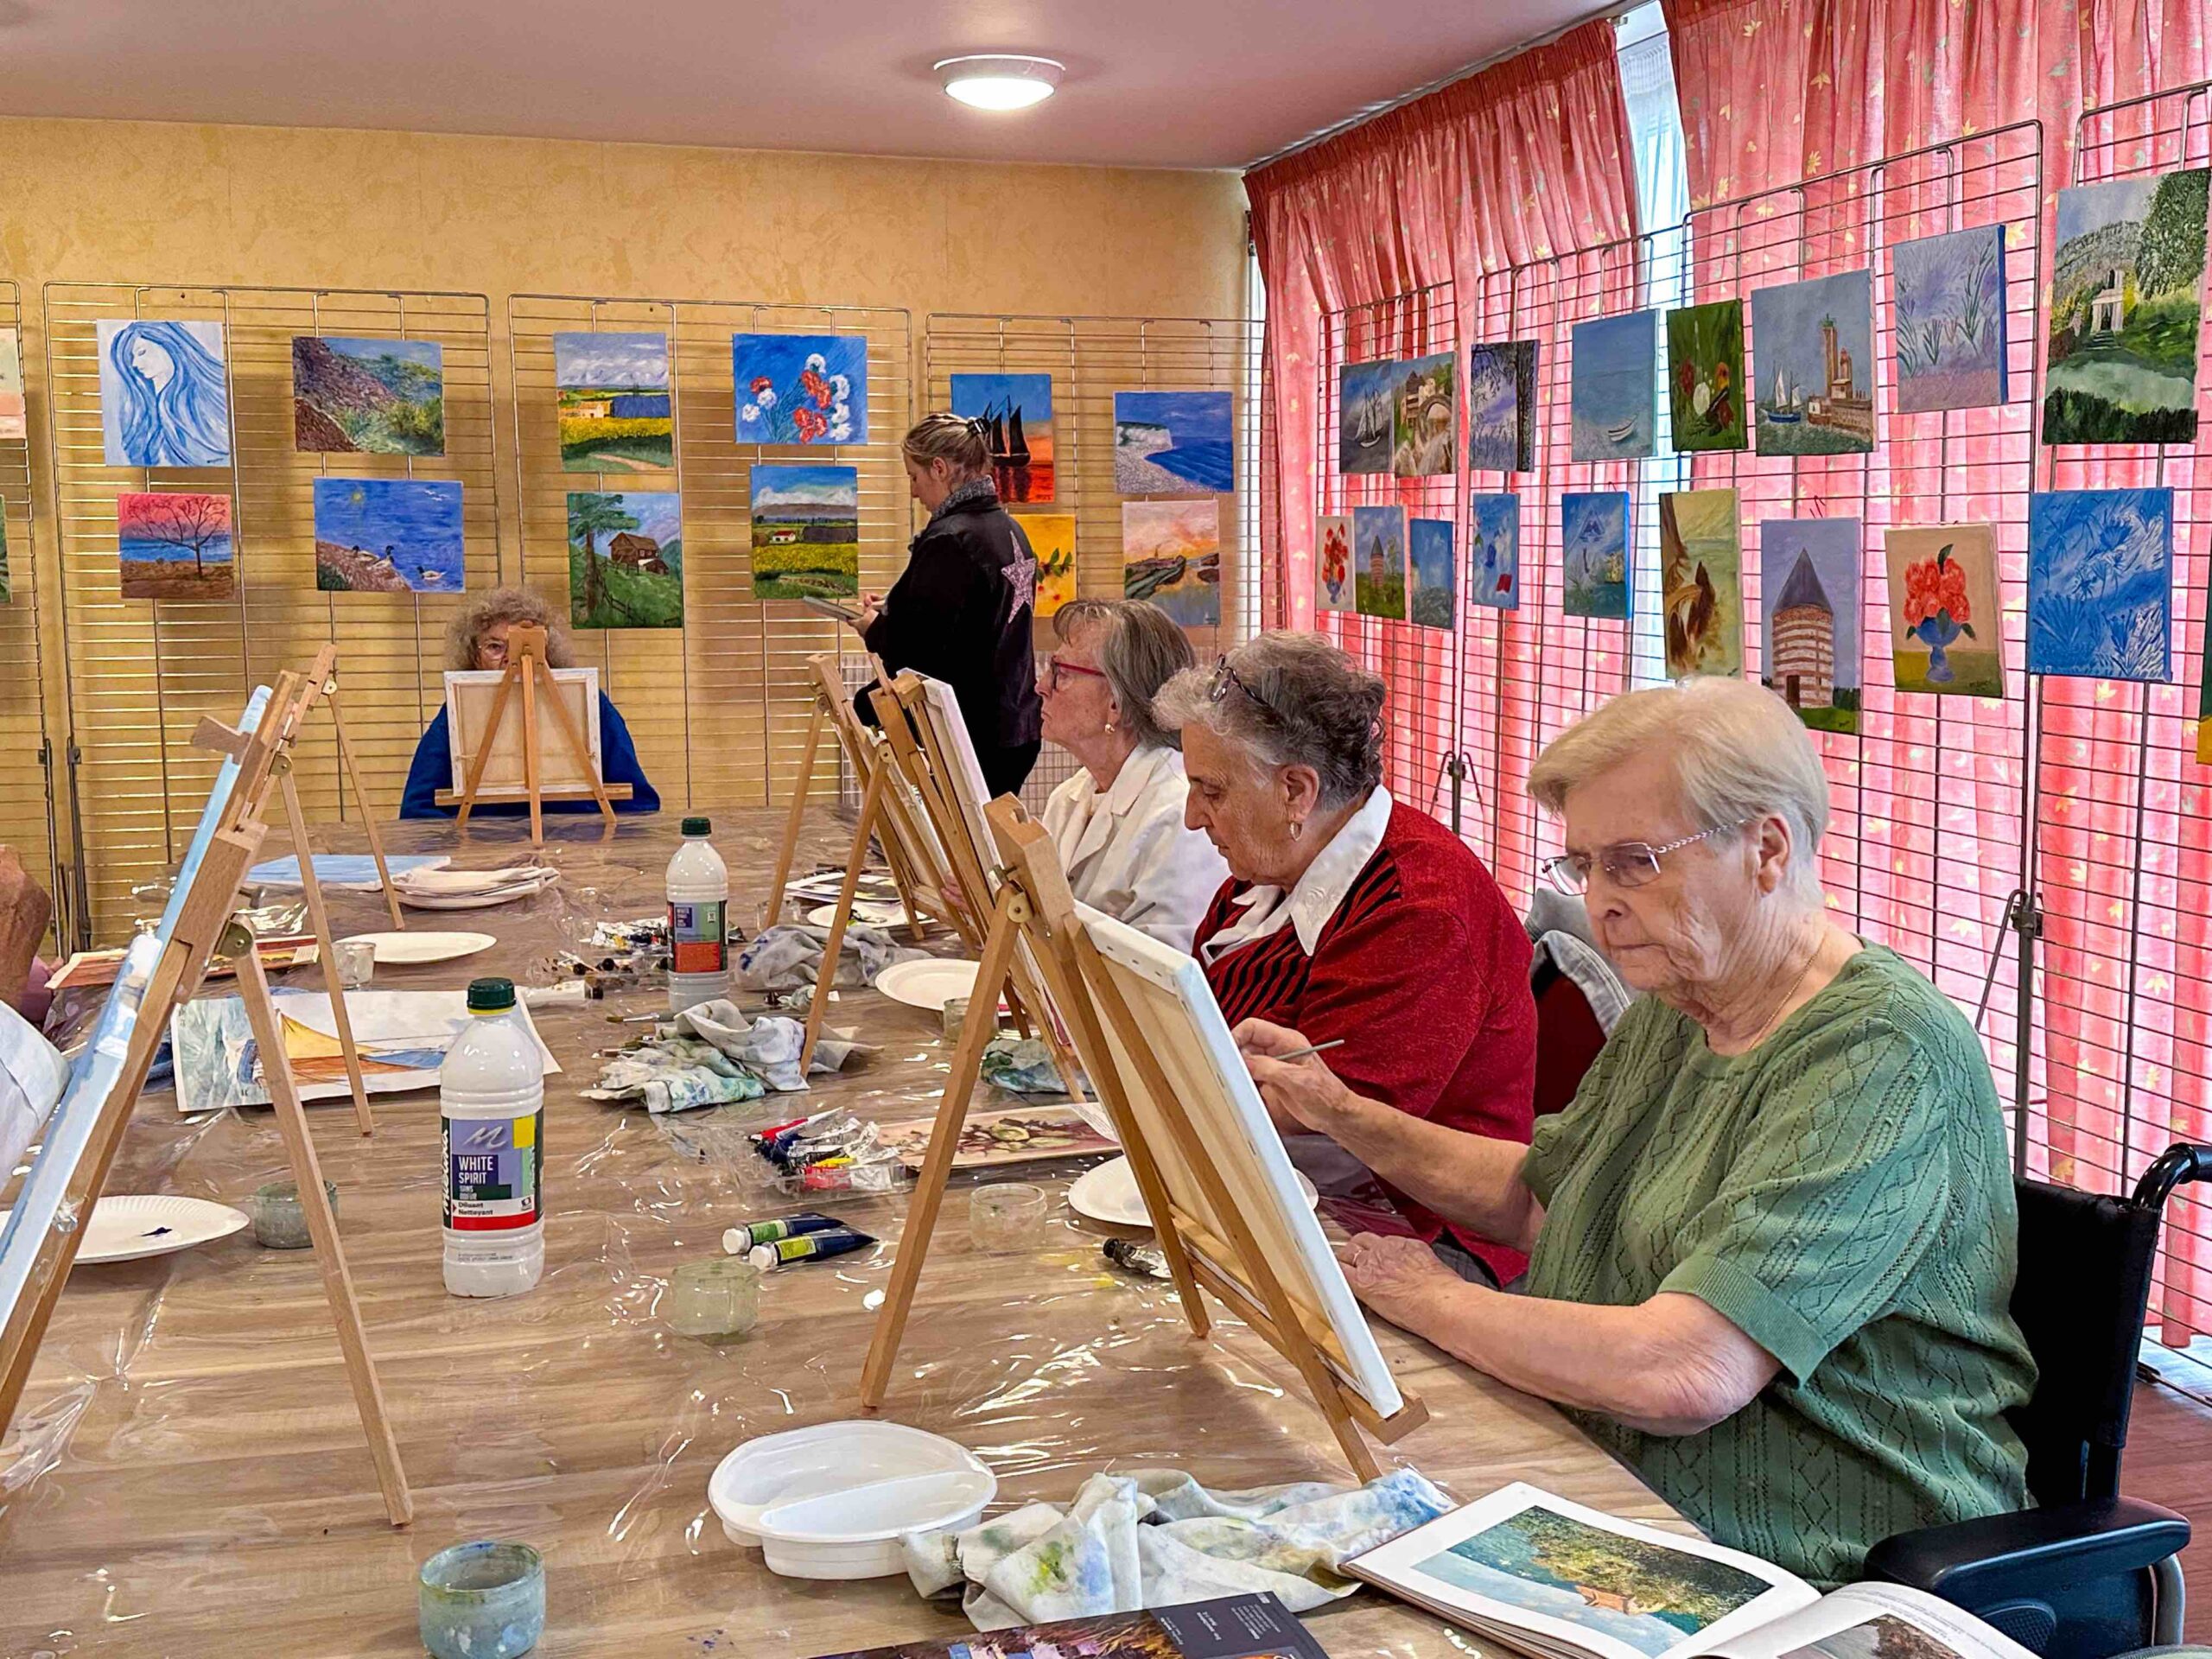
[[860, 486, 1043, 751]]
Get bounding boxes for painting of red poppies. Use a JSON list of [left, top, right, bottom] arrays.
[[1666, 301, 1747, 452], [733, 334, 867, 446]]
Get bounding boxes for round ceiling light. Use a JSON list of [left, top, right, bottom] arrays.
[[936, 54, 1065, 111]]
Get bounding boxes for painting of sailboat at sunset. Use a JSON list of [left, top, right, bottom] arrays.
[[169, 989, 558, 1113], [950, 372, 1055, 503]]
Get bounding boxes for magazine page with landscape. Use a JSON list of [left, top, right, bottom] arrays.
[[1695, 1582, 2035, 1659], [1344, 1484, 1819, 1659]]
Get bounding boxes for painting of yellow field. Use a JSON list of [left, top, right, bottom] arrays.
[[553, 332, 672, 473], [1122, 499, 1221, 628]]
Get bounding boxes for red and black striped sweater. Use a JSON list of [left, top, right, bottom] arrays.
[[1194, 798, 1537, 1282]]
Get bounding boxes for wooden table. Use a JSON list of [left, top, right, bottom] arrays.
[[2, 810, 1684, 1656]]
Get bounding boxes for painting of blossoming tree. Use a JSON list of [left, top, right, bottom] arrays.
[[734, 334, 868, 446]]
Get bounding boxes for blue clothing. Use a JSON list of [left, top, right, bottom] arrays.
[[401, 692, 660, 818]]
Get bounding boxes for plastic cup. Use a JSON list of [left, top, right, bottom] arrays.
[[969, 1182, 1048, 1253], [940, 995, 971, 1048], [417, 1541, 544, 1659], [333, 938, 376, 989], [664, 1256, 761, 1341], [250, 1179, 338, 1249]]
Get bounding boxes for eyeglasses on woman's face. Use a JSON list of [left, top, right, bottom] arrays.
[[1540, 820, 1751, 895], [1040, 651, 1108, 694]]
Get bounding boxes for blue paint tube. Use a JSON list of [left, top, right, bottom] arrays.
[[746, 1227, 874, 1269], [722, 1211, 844, 1252]]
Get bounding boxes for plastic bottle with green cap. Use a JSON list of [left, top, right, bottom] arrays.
[[440, 976, 545, 1297], [666, 815, 731, 1012]]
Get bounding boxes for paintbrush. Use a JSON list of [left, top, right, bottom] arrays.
[[1240, 1037, 1345, 1065]]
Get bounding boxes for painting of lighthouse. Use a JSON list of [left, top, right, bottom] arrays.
[[1751, 270, 1876, 455], [1759, 517, 1861, 733]]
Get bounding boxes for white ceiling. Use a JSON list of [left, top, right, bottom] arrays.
[[0, 0, 1613, 170]]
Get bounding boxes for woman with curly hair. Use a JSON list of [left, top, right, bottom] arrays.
[[399, 586, 660, 817]]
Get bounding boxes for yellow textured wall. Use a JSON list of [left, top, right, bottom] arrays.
[[0, 116, 1249, 939]]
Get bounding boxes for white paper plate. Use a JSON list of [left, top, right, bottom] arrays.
[[300, 931, 499, 967], [0, 1194, 252, 1264], [804, 901, 910, 931], [1068, 1154, 1320, 1230], [709, 1421, 995, 1580], [874, 957, 981, 1012], [397, 874, 559, 912]]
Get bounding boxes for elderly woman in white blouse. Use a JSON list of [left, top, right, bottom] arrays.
[[1038, 600, 1228, 952]]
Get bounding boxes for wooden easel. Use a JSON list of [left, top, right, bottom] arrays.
[[859, 796, 1427, 1481], [764, 654, 931, 939], [437, 623, 629, 846], [296, 642, 406, 931], [0, 671, 413, 1524]]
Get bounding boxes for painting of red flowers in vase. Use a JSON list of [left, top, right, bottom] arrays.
[[1885, 523, 2005, 697]]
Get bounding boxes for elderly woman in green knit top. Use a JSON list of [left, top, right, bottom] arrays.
[[1236, 677, 2034, 1586]]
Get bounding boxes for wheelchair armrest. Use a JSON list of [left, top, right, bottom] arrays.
[[1866, 1497, 2190, 1598]]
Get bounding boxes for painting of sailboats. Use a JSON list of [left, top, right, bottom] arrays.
[[950, 372, 1056, 503], [1338, 360, 1397, 475], [170, 989, 558, 1113]]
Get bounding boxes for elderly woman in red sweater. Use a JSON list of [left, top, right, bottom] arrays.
[[1152, 632, 1535, 1285]]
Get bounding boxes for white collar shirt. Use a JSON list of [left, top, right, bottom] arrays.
[[1198, 786, 1395, 964]]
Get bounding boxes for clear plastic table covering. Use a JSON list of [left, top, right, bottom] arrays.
[[0, 811, 1681, 1657]]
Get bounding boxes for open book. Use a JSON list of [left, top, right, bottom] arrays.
[[1344, 1484, 2032, 1659]]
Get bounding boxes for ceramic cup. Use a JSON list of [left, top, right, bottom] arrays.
[[333, 938, 376, 989], [664, 1256, 761, 1341], [969, 1182, 1048, 1253], [418, 1540, 545, 1659], [250, 1179, 338, 1249]]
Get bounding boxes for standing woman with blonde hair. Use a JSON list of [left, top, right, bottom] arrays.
[[853, 414, 1042, 797]]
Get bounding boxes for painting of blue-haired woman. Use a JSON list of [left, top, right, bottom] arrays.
[[97, 319, 233, 467]]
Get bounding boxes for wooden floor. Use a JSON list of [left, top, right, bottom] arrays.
[[2127, 1372, 2212, 1641]]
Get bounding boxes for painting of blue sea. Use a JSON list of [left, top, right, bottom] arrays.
[[1339, 360, 1396, 475], [1751, 270, 1876, 455], [1893, 225, 2008, 413], [1470, 493, 1519, 611], [1561, 492, 1630, 619], [1572, 311, 1657, 461], [1113, 390, 1234, 494], [734, 334, 868, 446], [292, 336, 443, 455], [313, 477, 466, 594], [2028, 487, 2173, 681], [1408, 518, 1455, 631], [97, 319, 232, 467]]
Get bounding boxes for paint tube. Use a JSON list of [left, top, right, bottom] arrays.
[[746, 1227, 875, 1270], [722, 1212, 845, 1253]]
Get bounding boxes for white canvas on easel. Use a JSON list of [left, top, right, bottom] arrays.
[[444, 666, 603, 797]]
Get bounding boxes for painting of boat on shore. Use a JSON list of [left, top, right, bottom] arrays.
[[292, 335, 444, 455], [553, 331, 672, 473], [2044, 169, 2209, 445], [1392, 352, 1457, 477], [1665, 301, 1745, 453], [950, 372, 1055, 503], [2029, 486, 2172, 682], [1893, 225, 2009, 413], [313, 477, 465, 593], [1660, 488, 1742, 678], [569, 489, 683, 630], [118, 491, 235, 601], [1759, 518, 1862, 733], [1471, 493, 1518, 610], [1467, 341, 1537, 474], [750, 463, 859, 601], [1353, 503, 1406, 620], [1114, 390, 1234, 493], [1122, 498, 1220, 627], [1339, 359, 1396, 475], [1751, 270, 1875, 454], [1562, 492, 1630, 619], [1572, 311, 1657, 461]]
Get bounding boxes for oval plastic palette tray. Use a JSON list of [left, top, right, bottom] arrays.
[[708, 1421, 996, 1580]]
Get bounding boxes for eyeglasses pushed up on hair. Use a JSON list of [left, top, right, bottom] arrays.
[[1539, 820, 1751, 895], [1206, 656, 1281, 721]]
